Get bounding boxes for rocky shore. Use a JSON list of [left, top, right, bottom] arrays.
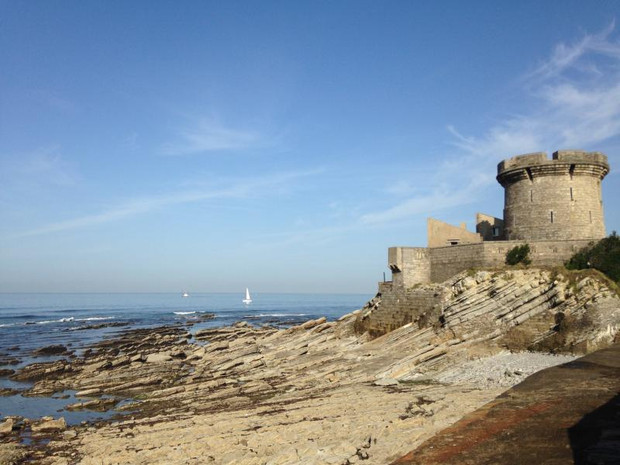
[[1, 269, 618, 464]]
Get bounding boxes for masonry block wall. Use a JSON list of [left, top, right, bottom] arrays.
[[389, 240, 595, 287], [362, 284, 447, 337], [497, 150, 609, 241], [429, 239, 593, 283], [388, 247, 430, 287], [371, 149, 610, 336], [385, 150, 609, 288]]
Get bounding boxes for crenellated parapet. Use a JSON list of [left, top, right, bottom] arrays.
[[383, 149, 611, 290], [497, 150, 609, 241], [497, 151, 609, 187]]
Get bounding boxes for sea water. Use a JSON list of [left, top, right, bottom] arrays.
[[0, 292, 370, 424]]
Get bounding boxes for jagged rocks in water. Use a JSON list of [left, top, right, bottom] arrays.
[[32, 345, 70, 356]]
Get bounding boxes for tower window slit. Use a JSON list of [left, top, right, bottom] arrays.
[[569, 164, 575, 180], [530, 190, 533, 202], [570, 187, 573, 201], [550, 211, 554, 224], [525, 168, 533, 182]]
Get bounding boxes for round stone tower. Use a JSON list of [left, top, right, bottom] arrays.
[[497, 150, 609, 241]]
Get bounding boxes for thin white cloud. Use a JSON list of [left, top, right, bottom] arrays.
[[16, 170, 321, 237], [526, 20, 618, 81], [361, 23, 620, 226], [452, 24, 620, 159], [32, 90, 78, 113], [1, 146, 77, 188], [360, 174, 489, 226], [161, 118, 262, 155]]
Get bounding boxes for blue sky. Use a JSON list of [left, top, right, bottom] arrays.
[[1, 1, 619, 293]]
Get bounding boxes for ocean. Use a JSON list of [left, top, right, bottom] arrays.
[[0, 292, 371, 424]]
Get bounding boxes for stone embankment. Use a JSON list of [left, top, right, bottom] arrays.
[[1, 269, 618, 464]]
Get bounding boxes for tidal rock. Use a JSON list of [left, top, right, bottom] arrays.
[[31, 416, 66, 432], [63, 430, 78, 439], [205, 341, 230, 351], [301, 317, 327, 330], [146, 352, 172, 363], [0, 443, 26, 464], [110, 355, 130, 367], [32, 345, 69, 356], [0, 418, 14, 435], [76, 388, 101, 397], [65, 398, 117, 412], [0, 388, 19, 396], [11, 360, 68, 381]]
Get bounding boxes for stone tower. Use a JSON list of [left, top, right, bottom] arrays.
[[497, 150, 609, 241]]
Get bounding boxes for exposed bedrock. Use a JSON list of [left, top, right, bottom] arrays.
[[356, 268, 619, 355], [7, 269, 619, 465]]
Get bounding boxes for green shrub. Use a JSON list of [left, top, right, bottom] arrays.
[[565, 232, 620, 283], [505, 244, 531, 266]]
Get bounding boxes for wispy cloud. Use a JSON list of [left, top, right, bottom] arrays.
[[161, 118, 262, 155], [526, 20, 618, 81], [360, 174, 489, 225], [248, 223, 357, 250], [32, 90, 78, 114], [361, 23, 620, 226], [0, 146, 77, 188], [453, 21, 620, 160], [16, 170, 320, 237]]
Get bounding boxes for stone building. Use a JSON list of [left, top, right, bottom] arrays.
[[387, 150, 610, 289]]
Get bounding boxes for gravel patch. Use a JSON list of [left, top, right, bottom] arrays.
[[434, 352, 577, 389]]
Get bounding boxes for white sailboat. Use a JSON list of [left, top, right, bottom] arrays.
[[182, 291, 189, 298], [242, 288, 252, 304]]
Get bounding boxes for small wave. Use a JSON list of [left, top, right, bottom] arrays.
[[75, 316, 114, 322], [174, 311, 196, 315], [248, 313, 308, 318], [37, 317, 75, 325], [31, 316, 114, 325]]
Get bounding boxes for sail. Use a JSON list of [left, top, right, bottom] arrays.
[[243, 288, 252, 304]]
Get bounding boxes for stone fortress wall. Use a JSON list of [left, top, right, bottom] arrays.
[[368, 150, 610, 336], [498, 150, 608, 241], [386, 150, 610, 289]]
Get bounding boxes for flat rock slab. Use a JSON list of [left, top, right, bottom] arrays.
[[392, 342, 620, 465]]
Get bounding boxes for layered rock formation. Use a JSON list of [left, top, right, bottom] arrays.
[[3, 269, 618, 464]]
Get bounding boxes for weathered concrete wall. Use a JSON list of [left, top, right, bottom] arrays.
[[427, 217, 482, 248], [497, 150, 609, 241]]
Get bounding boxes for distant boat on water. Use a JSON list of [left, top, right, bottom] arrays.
[[182, 292, 189, 298], [242, 288, 252, 304]]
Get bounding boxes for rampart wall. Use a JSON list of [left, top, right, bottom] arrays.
[[391, 239, 593, 287], [362, 282, 447, 337], [388, 247, 430, 287]]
